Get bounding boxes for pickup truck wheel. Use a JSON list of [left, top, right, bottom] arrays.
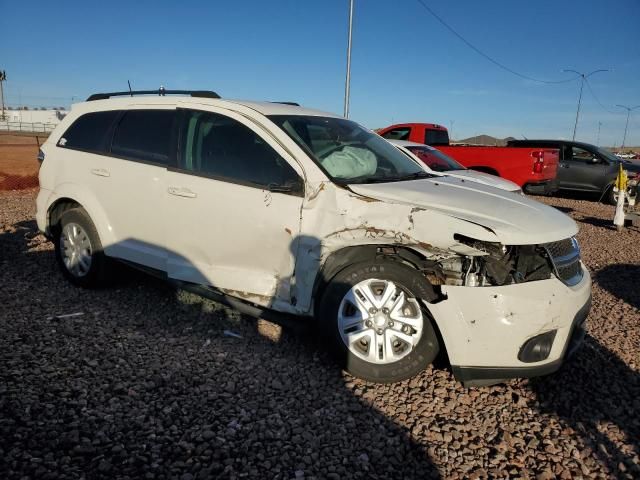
[[54, 208, 111, 288], [319, 260, 440, 383]]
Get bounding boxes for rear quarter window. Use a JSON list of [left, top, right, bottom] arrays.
[[58, 110, 120, 153]]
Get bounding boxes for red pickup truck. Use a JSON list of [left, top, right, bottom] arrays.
[[377, 123, 559, 194]]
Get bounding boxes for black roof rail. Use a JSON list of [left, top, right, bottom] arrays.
[[86, 89, 221, 101], [271, 101, 300, 106]]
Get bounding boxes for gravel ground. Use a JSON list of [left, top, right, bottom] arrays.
[[1, 189, 638, 479]]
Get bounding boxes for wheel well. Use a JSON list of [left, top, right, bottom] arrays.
[[469, 166, 500, 177], [312, 244, 450, 366], [312, 244, 441, 303], [48, 198, 82, 233], [601, 182, 616, 203]]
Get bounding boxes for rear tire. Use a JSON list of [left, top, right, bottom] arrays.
[[54, 208, 111, 288], [318, 260, 440, 383]]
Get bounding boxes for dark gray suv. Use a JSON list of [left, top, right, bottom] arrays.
[[508, 140, 640, 204]]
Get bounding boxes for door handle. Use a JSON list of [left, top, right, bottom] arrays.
[[168, 186, 197, 198], [91, 168, 110, 177]]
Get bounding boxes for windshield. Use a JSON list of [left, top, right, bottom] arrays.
[[268, 115, 430, 184], [406, 145, 465, 172], [596, 147, 623, 164]]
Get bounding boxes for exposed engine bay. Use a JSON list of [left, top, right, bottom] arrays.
[[429, 235, 557, 288]]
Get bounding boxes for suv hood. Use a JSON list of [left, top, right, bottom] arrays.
[[348, 177, 577, 245], [446, 169, 521, 192]]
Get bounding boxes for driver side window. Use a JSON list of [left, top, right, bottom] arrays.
[[571, 147, 598, 164], [179, 109, 301, 190]]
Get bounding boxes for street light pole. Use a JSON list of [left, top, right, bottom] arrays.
[[0, 70, 6, 121], [616, 104, 640, 150], [343, 0, 354, 118], [596, 121, 602, 146], [563, 69, 608, 141]]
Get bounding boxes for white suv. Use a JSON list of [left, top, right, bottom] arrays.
[[36, 90, 591, 385]]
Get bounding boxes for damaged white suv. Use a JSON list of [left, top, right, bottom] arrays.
[[36, 90, 591, 385]]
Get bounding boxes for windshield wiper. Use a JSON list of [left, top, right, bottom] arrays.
[[344, 171, 434, 184], [342, 175, 397, 184], [396, 171, 434, 180]]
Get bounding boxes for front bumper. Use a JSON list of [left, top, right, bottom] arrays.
[[427, 266, 592, 386], [451, 296, 590, 386]]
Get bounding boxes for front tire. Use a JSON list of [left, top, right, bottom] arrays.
[[54, 208, 111, 288], [318, 260, 440, 383]]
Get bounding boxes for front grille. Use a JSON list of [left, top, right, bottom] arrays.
[[543, 238, 583, 286]]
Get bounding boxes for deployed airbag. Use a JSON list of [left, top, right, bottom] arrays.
[[321, 146, 377, 179]]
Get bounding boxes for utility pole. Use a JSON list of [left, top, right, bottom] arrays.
[[563, 69, 608, 141], [343, 0, 354, 118], [0, 70, 6, 120], [616, 104, 640, 150], [596, 121, 602, 146], [449, 120, 454, 141]]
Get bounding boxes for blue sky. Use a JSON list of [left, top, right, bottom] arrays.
[[1, 0, 639, 146]]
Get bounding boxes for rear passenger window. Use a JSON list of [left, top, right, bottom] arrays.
[[111, 110, 176, 164], [59, 110, 119, 153], [179, 110, 300, 189]]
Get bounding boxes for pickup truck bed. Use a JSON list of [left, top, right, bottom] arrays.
[[377, 123, 559, 194], [437, 145, 560, 194]]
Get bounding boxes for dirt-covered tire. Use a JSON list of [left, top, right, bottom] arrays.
[[53, 208, 111, 288], [318, 260, 441, 383]]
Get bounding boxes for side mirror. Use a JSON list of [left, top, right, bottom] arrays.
[[268, 178, 304, 195], [590, 156, 599, 164]]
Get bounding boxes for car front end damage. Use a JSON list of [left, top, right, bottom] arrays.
[[301, 179, 592, 385], [423, 235, 591, 386]]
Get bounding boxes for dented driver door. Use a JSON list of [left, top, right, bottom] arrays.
[[165, 106, 304, 307]]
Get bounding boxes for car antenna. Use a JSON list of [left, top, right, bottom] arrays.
[[127, 80, 133, 97]]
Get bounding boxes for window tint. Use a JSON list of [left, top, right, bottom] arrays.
[[179, 110, 300, 189], [111, 110, 176, 164], [571, 147, 597, 163], [59, 110, 119, 153], [382, 128, 410, 140], [406, 146, 465, 172], [424, 129, 449, 146]]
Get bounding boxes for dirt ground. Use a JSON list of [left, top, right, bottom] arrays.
[[0, 133, 46, 190], [0, 189, 638, 479]]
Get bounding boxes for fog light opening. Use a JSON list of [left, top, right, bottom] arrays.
[[518, 330, 557, 363]]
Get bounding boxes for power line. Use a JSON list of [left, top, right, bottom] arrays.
[[563, 69, 608, 140], [616, 104, 640, 149], [6, 94, 76, 100], [414, 0, 579, 85], [584, 78, 619, 114]]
